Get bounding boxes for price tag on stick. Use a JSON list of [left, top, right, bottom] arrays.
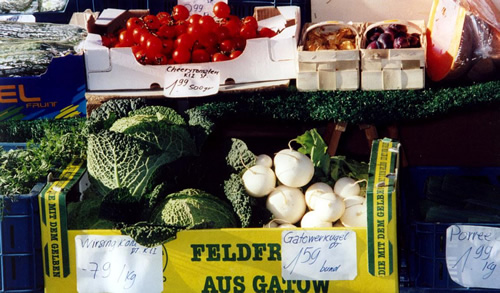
[[75, 235, 163, 293], [164, 65, 220, 98], [446, 225, 500, 289], [281, 230, 357, 281]]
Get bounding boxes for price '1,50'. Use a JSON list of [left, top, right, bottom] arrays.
[[82, 261, 137, 289]]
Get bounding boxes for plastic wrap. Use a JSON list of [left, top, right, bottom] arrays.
[[427, 0, 499, 82]]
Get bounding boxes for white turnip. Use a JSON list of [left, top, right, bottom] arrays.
[[313, 193, 346, 222], [334, 177, 361, 199], [300, 211, 333, 228], [344, 195, 366, 208], [340, 203, 367, 227], [242, 165, 276, 198], [266, 185, 306, 224], [273, 148, 314, 188], [305, 182, 334, 210], [255, 154, 273, 168]]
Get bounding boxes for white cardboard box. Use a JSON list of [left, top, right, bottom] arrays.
[[84, 7, 301, 92], [311, 0, 433, 23]]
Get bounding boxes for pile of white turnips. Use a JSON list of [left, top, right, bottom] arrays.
[[241, 147, 367, 228]]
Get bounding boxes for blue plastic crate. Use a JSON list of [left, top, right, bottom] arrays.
[[0, 143, 27, 152], [0, 184, 45, 293], [33, 0, 310, 25], [399, 167, 500, 292]]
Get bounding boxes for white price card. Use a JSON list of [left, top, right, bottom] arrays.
[[178, 0, 226, 16], [281, 230, 357, 281], [164, 65, 220, 98], [75, 235, 163, 293], [446, 225, 500, 289]]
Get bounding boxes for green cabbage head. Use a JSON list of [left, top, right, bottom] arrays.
[[87, 106, 197, 198]]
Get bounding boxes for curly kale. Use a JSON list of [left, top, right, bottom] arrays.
[[223, 174, 273, 228], [225, 138, 256, 173]]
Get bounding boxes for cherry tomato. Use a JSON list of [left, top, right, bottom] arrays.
[[187, 23, 203, 40], [229, 50, 242, 59], [242, 16, 258, 30], [213, 2, 231, 19], [157, 24, 176, 39], [233, 37, 246, 50], [214, 26, 231, 42], [134, 49, 149, 64], [197, 32, 218, 49], [132, 27, 148, 44], [212, 52, 229, 62], [219, 39, 235, 53], [126, 17, 144, 31], [131, 44, 141, 55], [139, 32, 154, 48], [118, 29, 134, 46], [191, 49, 211, 63], [223, 19, 241, 38], [172, 5, 190, 21], [161, 38, 174, 55], [174, 21, 188, 36], [198, 15, 217, 34], [172, 48, 191, 64], [101, 34, 114, 47], [145, 36, 163, 58], [188, 14, 202, 25], [240, 23, 257, 39], [258, 27, 277, 38], [156, 11, 171, 23], [174, 33, 195, 51], [143, 14, 161, 30], [151, 53, 168, 65]]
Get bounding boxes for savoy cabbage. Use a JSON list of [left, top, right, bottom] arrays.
[[87, 105, 197, 199]]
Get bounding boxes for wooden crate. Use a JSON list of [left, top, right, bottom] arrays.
[[297, 22, 361, 91]]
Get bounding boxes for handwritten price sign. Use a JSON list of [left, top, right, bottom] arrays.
[[164, 65, 220, 98], [446, 225, 500, 289], [75, 235, 163, 293], [178, 0, 225, 16], [281, 230, 357, 281]]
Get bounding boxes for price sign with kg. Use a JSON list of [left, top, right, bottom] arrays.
[[446, 225, 500, 289], [75, 235, 163, 293], [164, 65, 220, 98], [281, 230, 358, 281]]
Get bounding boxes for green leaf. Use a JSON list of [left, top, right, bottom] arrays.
[[295, 128, 330, 179]]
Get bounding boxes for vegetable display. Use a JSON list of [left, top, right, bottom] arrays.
[[102, 2, 277, 65], [62, 99, 372, 246]]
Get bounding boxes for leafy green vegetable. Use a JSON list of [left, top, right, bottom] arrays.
[[225, 138, 257, 173], [223, 173, 272, 228], [87, 106, 197, 198], [295, 128, 330, 181], [0, 118, 86, 196], [294, 128, 369, 189], [121, 188, 238, 247], [151, 188, 237, 228], [87, 98, 148, 134]]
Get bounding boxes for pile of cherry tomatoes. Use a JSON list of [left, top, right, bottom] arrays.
[[101, 2, 277, 65]]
